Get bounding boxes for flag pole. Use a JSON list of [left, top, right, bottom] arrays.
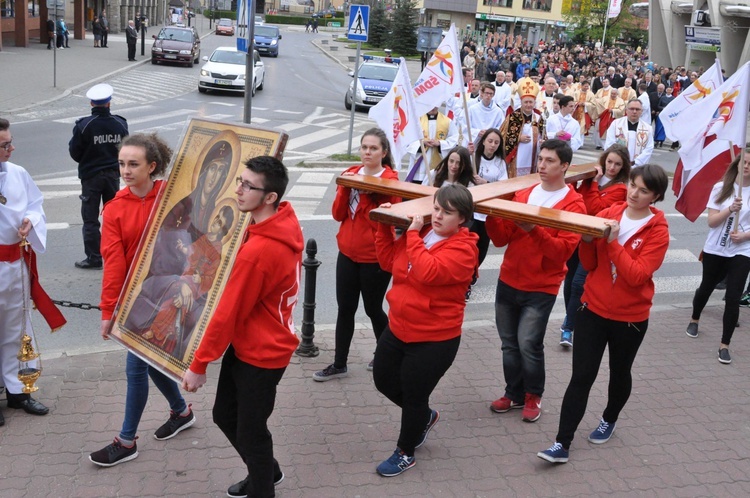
[[601, 1, 611, 49]]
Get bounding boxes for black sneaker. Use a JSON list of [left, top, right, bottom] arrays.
[[718, 348, 732, 364], [226, 468, 285, 497], [415, 409, 440, 448], [89, 438, 138, 467], [312, 364, 348, 382], [686, 322, 698, 338], [740, 292, 750, 307], [154, 405, 196, 440]]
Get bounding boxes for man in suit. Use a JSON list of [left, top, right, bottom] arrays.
[[126, 20, 138, 61], [592, 68, 606, 94]]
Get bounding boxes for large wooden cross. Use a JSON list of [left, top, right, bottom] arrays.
[[336, 163, 611, 238]]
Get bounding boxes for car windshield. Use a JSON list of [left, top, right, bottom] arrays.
[[157, 28, 192, 42], [210, 50, 245, 65], [219, 19, 232, 26], [357, 64, 398, 81], [254, 26, 278, 37]]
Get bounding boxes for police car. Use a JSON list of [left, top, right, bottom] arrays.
[[344, 56, 400, 111]]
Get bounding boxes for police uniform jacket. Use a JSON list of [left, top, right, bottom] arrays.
[[69, 106, 129, 180]]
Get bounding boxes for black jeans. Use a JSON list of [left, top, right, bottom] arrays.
[[80, 170, 119, 262], [692, 252, 750, 345], [127, 42, 136, 60], [333, 252, 391, 368], [562, 250, 588, 331], [213, 346, 286, 498], [469, 219, 491, 267], [556, 307, 647, 448], [102, 30, 108, 47], [373, 326, 460, 456]]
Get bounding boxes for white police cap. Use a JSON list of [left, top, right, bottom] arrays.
[[86, 83, 114, 105]]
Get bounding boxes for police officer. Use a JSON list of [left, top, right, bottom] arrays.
[[69, 83, 129, 269]]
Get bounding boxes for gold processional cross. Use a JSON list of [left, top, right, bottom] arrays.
[[336, 163, 611, 238]]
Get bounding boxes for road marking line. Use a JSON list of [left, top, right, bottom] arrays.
[[276, 122, 308, 132], [302, 106, 324, 123], [287, 128, 342, 149]]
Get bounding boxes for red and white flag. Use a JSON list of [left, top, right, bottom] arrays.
[[368, 58, 423, 168], [411, 24, 465, 117], [669, 62, 750, 221], [608, 0, 623, 18]]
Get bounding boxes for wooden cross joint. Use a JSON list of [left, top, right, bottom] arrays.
[[335, 163, 611, 238]]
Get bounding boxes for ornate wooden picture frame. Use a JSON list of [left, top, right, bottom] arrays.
[[108, 118, 288, 382]]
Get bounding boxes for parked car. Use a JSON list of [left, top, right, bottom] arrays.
[[151, 26, 201, 67], [198, 47, 265, 96], [254, 15, 264, 25], [254, 25, 281, 57], [345, 56, 400, 111], [215, 18, 234, 36]]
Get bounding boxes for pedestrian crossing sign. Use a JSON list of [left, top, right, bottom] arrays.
[[347, 5, 369, 42]]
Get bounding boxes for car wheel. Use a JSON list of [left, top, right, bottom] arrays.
[[344, 94, 352, 110], [258, 75, 264, 91], [151, 58, 157, 65], [188, 60, 194, 68], [198, 87, 207, 93]]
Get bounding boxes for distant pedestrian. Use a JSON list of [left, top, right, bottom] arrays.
[[46, 18, 55, 49], [126, 20, 138, 61], [55, 18, 65, 49], [59, 18, 70, 48], [68, 83, 129, 270], [538, 164, 669, 464], [100, 9, 110, 47], [312, 18, 318, 33], [89, 132, 195, 467], [306, 19, 311, 33], [92, 16, 102, 48]]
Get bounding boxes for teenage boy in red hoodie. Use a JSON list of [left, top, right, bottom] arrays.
[[182, 156, 304, 498], [485, 139, 585, 423]]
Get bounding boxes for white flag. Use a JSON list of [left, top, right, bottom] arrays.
[[608, 0, 622, 18], [368, 58, 423, 168], [412, 24, 465, 117], [661, 60, 723, 141]]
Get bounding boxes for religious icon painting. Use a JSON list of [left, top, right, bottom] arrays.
[[108, 118, 288, 382]]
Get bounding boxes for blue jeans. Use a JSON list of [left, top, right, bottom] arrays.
[[120, 352, 187, 440], [494, 280, 556, 401], [563, 262, 588, 332]]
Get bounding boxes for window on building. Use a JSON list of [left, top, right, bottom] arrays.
[[29, 0, 39, 16], [1, 0, 14, 18], [483, 0, 514, 6]]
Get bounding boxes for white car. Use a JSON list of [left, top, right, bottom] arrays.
[[198, 47, 265, 95]]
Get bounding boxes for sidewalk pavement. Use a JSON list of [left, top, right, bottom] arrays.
[[3, 25, 750, 497], [2, 305, 750, 497]]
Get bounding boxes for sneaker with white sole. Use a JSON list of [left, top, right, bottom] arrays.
[[89, 437, 138, 467], [490, 396, 523, 413], [560, 329, 573, 348], [718, 348, 732, 364], [588, 419, 616, 444], [521, 393, 542, 422], [376, 448, 415, 477], [154, 405, 196, 440], [312, 364, 348, 382], [537, 442, 569, 463], [415, 409, 439, 449], [686, 322, 698, 338]]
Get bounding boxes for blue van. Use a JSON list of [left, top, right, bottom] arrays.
[[254, 25, 281, 57]]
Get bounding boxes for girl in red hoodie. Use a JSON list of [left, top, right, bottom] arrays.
[[313, 128, 399, 381], [560, 144, 631, 347], [372, 185, 479, 477], [90, 133, 194, 467], [538, 164, 669, 464]]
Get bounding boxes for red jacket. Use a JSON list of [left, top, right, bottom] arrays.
[[190, 202, 304, 373], [577, 179, 627, 215], [332, 165, 400, 263], [375, 224, 478, 343], [579, 202, 669, 322], [486, 184, 585, 295], [100, 180, 164, 320]]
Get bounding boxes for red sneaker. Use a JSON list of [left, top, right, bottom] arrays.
[[490, 396, 523, 413], [522, 393, 542, 422]]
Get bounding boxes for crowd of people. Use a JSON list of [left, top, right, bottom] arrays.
[[0, 32, 747, 496]]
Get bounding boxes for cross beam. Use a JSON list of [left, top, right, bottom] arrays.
[[335, 163, 611, 238]]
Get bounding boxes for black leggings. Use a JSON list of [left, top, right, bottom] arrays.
[[333, 252, 391, 368], [691, 252, 750, 345], [555, 307, 647, 448], [373, 326, 460, 456]]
